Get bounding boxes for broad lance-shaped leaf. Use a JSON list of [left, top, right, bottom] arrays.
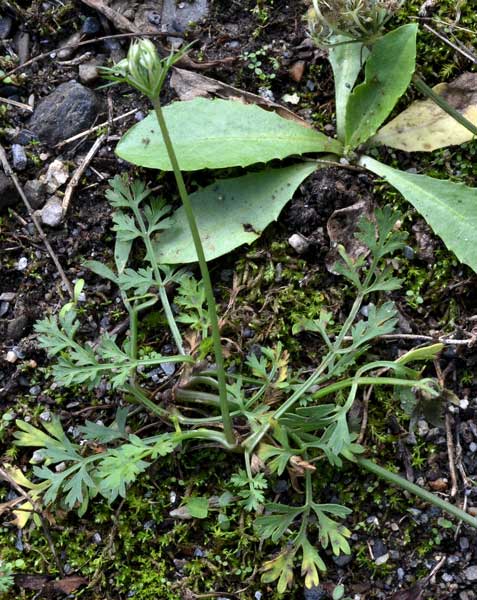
[[345, 24, 417, 150], [154, 162, 317, 263], [116, 98, 342, 171], [372, 73, 477, 151], [328, 35, 368, 142], [360, 156, 477, 273]]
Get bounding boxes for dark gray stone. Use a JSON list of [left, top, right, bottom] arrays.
[[14, 129, 37, 145], [24, 179, 46, 209], [333, 553, 353, 567], [81, 16, 101, 35], [28, 81, 99, 146], [7, 315, 30, 341], [0, 16, 13, 39], [304, 585, 326, 600], [0, 172, 20, 209], [11, 144, 27, 171]]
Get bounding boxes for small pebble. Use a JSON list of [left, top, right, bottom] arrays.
[[397, 567, 405, 580], [57, 31, 81, 60], [375, 553, 389, 565], [6, 350, 18, 363], [469, 442, 477, 452], [81, 16, 101, 35], [79, 63, 99, 84], [16, 257, 28, 271], [31, 450, 45, 464], [0, 292, 16, 302], [333, 554, 353, 567], [55, 461, 66, 473], [134, 111, 145, 121], [459, 536, 470, 551], [289, 60, 305, 82], [44, 159, 69, 192], [40, 196, 63, 227], [403, 245, 415, 260], [24, 179, 46, 209], [258, 87, 275, 102], [0, 302, 9, 317], [12, 144, 27, 170], [288, 232, 310, 254], [464, 565, 477, 581], [29, 385, 41, 395], [429, 478, 448, 491], [92, 532, 102, 544], [441, 573, 454, 583], [161, 362, 176, 377], [40, 411, 51, 422], [360, 304, 370, 318], [147, 10, 162, 25]]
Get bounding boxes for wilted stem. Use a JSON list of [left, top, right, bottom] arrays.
[[151, 98, 235, 447]]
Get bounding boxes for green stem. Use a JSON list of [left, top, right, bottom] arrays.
[[413, 75, 477, 137], [175, 388, 239, 409], [151, 98, 235, 447], [131, 204, 185, 354], [358, 457, 477, 528]]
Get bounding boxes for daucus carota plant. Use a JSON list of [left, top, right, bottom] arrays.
[[12, 40, 477, 593]]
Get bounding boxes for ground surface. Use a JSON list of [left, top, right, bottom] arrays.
[[1, 1, 477, 599]]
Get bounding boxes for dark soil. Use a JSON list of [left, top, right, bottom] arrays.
[[1, 1, 477, 599]]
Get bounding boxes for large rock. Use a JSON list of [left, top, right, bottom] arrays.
[[28, 81, 100, 145]]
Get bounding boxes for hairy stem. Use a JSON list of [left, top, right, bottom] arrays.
[[151, 98, 235, 447]]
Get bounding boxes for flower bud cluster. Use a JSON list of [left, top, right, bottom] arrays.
[[102, 38, 188, 100], [308, 0, 403, 44]]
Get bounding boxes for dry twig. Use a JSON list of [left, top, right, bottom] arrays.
[[62, 134, 106, 215], [0, 96, 33, 111]]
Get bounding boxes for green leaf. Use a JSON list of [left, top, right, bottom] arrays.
[[396, 343, 444, 366], [351, 302, 398, 346], [184, 496, 209, 519], [116, 98, 343, 171], [154, 163, 317, 263], [84, 260, 118, 283], [301, 537, 326, 589], [261, 548, 296, 593], [114, 238, 133, 274], [328, 36, 368, 142], [345, 24, 417, 149], [255, 503, 303, 542], [97, 445, 151, 502], [333, 584, 345, 600], [360, 156, 477, 272]]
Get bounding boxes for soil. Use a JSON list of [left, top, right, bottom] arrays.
[[1, 1, 477, 600]]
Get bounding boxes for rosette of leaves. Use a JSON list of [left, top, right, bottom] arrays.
[[117, 22, 477, 273]]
